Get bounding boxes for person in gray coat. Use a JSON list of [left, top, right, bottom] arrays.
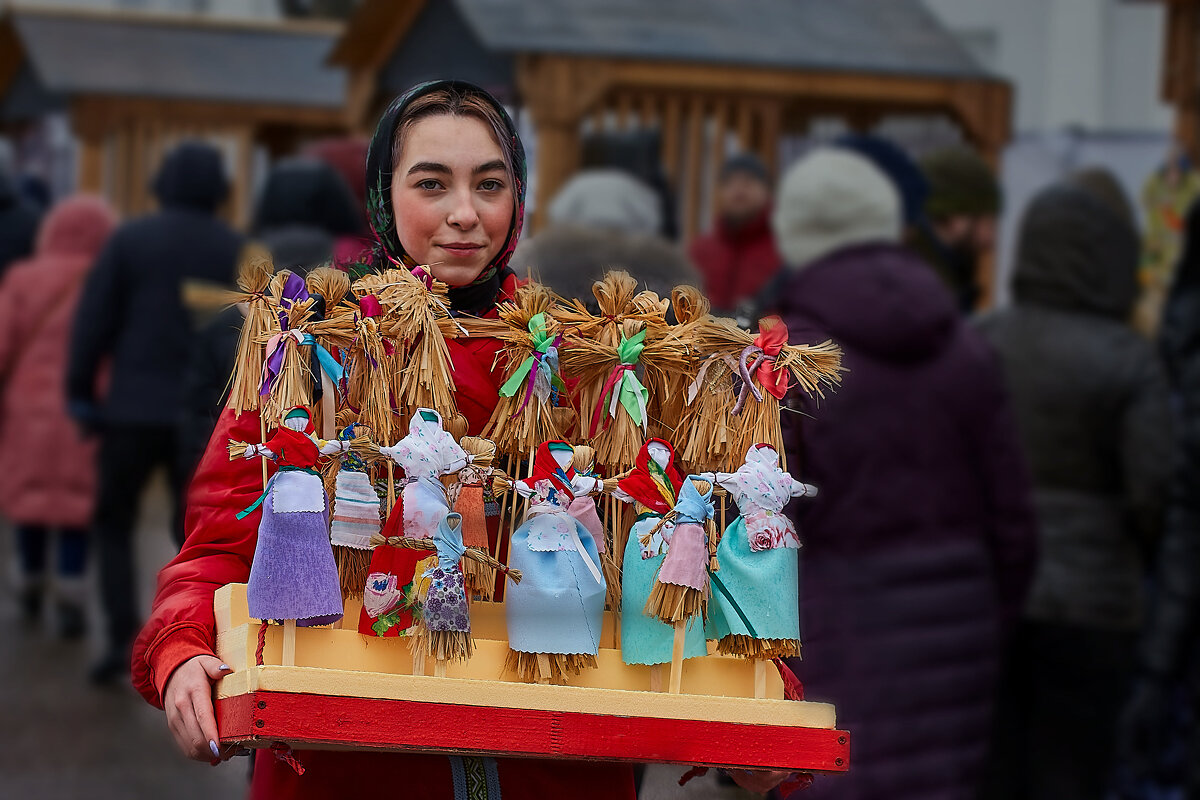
[[976, 177, 1173, 800]]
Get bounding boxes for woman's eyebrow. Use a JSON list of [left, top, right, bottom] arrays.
[[474, 160, 507, 175], [407, 161, 451, 176]]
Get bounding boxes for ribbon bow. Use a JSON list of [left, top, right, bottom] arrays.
[[275, 271, 310, 329], [732, 316, 790, 416], [589, 328, 650, 437], [259, 331, 344, 398], [498, 312, 564, 415]]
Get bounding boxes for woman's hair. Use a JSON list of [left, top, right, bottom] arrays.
[[390, 86, 518, 202]]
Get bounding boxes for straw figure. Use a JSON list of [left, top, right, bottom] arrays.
[[228, 407, 347, 629], [705, 444, 818, 660], [374, 512, 521, 674], [612, 439, 705, 667], [504, 441, 607, 684], [451, 436, 513, 599]]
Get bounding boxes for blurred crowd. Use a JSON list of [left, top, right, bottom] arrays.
[[1, 122, 1199, 800]]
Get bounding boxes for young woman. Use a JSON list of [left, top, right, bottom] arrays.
[[130, 81, 637, 800]]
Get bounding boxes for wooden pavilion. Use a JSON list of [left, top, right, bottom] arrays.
[[0, 4, 350, 225], [331, 0, 1012, 238]]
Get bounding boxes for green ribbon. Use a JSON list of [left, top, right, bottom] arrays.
[[613, 329, 649, 427], [499, 312, 555, 398]]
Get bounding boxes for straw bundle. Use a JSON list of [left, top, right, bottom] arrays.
[[369, 268, 461, 423], [480, 284, 569, 457], [504, 650, 597, 685], [228, 245, 279, 416]]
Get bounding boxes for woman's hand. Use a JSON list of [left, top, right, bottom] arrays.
[[725, 769, 794, 794], [163, 655, 235, 763]]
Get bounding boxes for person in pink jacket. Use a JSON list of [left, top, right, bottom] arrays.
[[0, 194, 117, 636]]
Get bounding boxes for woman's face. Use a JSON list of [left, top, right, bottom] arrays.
[[391, 114, 514, 287]]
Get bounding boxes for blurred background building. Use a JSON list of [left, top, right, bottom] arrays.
[[0, 0, 1191, 299]]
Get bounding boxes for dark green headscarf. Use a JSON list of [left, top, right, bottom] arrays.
[[360, 80, 527, 312]]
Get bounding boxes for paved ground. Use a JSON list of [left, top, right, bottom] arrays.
[[0, 474, 249, 799], [0, 475, 759, 799]]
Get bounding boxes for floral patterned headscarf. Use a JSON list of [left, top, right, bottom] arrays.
[[361, 79, 527, 300]]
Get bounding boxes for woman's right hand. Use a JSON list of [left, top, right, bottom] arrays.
[[163, 655, 235, 762]]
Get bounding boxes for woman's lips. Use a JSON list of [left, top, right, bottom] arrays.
[[437, 243, 484, 257]]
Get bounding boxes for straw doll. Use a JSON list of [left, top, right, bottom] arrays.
[[613, 439, 706, 667], [645, 475, 717, 625], [566, 445, 606, 552], [328, 420, 381, 598], [230, 407, 347, 627], [378, 408, 470, 541], [690, 314, 842, 468], [451, 436, 512, 598], [374, 512, 522, 672], [504, 440, 607, 683], [705, 444, 818, 659]]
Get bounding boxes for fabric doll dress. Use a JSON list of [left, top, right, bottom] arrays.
[[505, 443, 607, 682], [413, 512, 473, 661], [707, 448, 806, 658], [565, 470, 606, 551], [245, 426, 343, 626], [618, 440, 706, 666], [452, 463, 496, 598], [646, 477, 715, 623], [329, 424, 381, 597]]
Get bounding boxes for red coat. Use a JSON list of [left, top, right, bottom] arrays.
[[132, 272, 637, 799], [688, 208, 782, 312], [0, 195, 117, 528]]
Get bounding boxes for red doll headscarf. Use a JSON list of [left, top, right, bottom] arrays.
[[265, 406, 319, 468], [617, 438, 683, 515], [529, 440, 577, 501]]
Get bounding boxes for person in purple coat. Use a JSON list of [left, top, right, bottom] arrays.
[[771, 148, 1038, 800]]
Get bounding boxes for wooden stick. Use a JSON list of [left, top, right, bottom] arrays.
[[259, 414, 268, 489], [536, 653, 552, 685], [434, 659, 447, 678], [669, 621, 687, 694], [412, 647, 426, 677], [282, 619, 296, 666], [754, 659, 767, 699], [649, 665, 664, 693]]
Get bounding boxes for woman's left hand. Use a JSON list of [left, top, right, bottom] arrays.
[[725, 769, 793, 794]]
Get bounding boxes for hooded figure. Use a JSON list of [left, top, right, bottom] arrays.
[[0, 195, 117, 631], [251, 157, 364, 274], [976, 182, 1172, 800], [0, 156, 41, 280], [66, 141, 243, 683], [774, 148, 1037, 800]]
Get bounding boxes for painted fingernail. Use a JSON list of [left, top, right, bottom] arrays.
[[209, 740, 220, 759], [219, 664, 231, 671]]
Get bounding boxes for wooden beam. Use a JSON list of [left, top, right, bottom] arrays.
[[661, 94, 682, 183], [757, 101, 782, 175], [708, 98, 730, 226], [328, 0, 427, 70], [72, 94, 347, 132], [683, 94, 706, 242]]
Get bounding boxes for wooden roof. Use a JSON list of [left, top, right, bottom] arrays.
[[1, 5, 346, 118], [332, 0, 993, 80]]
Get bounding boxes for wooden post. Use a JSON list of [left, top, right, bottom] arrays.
[[682, 94, 706, 242], [757, 101, 782, 177], [412, 646, 426, 677], [529, 119, 581, 231], [259, 415, 269, 489], [668, 621, 687, 694], [536, 653, 553, 684], [754, 659, 767, 699], [282, 619, 297, 666], [736, 102, 755, 152], [434, 659, 447, 678], [649, 665, 664, 692], [661, 94, 682, 184]]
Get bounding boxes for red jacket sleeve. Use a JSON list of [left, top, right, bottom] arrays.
[[132, 405, 269, 707]]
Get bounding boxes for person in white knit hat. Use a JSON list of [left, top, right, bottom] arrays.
[[769, 147, 1038, 800]]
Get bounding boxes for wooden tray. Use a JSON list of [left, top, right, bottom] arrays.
[[214, 583, 850, 772]]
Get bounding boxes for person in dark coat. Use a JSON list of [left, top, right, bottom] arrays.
[[1120, 197, 1200, 797], [688, 153, 782, 317], [178, 158, 364, 480], [67, 141, 243, 683], [772, 148, 1038, 800], [0, 153, 41, 280], [975, 179, 1172, 800]]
